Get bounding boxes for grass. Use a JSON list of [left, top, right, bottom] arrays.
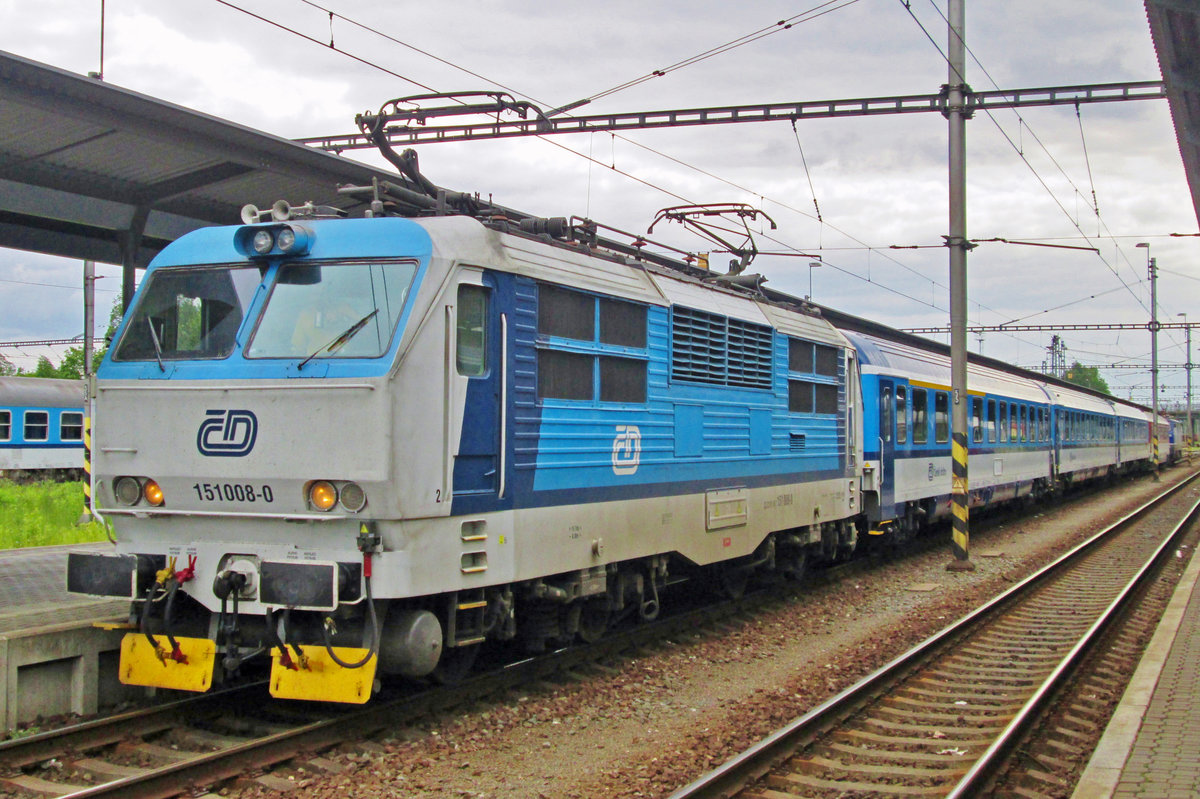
[[0, 480, 110, 549]]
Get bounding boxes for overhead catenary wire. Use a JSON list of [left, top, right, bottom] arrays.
[[216, 0, 965, 315], [212, 0, 1148, 362], [905, 0, 1153, 317]]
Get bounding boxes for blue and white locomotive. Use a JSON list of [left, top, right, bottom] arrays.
[[0, 376, 85, 480], [66, 179, 1167, 703], [68, 200, 863, 702]]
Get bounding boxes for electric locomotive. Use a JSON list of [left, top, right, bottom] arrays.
[[68, 189, 864, 702]]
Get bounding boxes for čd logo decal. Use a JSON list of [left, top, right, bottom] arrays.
[[197, 410, 258, 457], [612, 425, 641, 475]]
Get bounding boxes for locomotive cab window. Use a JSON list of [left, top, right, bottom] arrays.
[[114, 265, 263, 362], [788, 338, 841, 415], [23, 411, 48, 441], [456, 285, 489, 376], [248, 259, 418, 360]]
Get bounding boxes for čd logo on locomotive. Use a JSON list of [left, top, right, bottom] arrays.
[[196, 409, 259, 457]]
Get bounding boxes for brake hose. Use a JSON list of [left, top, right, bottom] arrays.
[[321, 558, 380, 669]]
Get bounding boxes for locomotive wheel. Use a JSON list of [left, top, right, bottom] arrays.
[[431, 642, 480, 685], [577, 599, 610, 643]]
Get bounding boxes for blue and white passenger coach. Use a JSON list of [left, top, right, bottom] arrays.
[[0, 377, 85, 480], [69, 209, 863, 701]]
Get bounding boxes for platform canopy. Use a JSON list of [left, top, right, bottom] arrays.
[[1147, 0, 1200, 232], [0, 49, 402, 300]]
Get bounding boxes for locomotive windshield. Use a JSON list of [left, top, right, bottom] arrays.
[[246, 259, 417, 360], [112, 265, 263, 361]]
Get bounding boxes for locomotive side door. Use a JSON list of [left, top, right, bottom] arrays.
[[451, 272, 503, 497]]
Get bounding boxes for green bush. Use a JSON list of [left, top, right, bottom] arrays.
[[0, 481, 110, 549]]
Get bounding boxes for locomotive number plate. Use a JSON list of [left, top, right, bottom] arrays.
[[192, 482, 275, 503]]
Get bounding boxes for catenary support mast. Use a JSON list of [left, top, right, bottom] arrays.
[[947, 0, 974, 571]]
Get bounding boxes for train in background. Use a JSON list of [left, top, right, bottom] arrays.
[[0, 377, 85, 481], [64, 172, 1177, 704]]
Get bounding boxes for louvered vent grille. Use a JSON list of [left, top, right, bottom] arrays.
[[671, 307, 772, 389]]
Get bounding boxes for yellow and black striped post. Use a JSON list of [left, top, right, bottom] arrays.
[[77, 410, 95, 525], [948, 430, 974, 569]]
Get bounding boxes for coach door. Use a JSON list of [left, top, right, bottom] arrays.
[[451, 273, 503, 498], [878, 379, 896, 510]]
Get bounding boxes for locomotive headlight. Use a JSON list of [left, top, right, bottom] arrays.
[[339, 482, 367, 513], [251, 229, 275, 255], [275, 226, 296, 252], [143, 479, 165, 507], [114, 476, 141, 506], [309, 480, 338, 512]]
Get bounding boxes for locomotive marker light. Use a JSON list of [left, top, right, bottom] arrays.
[[142, 478, 164, 507], [309, 480, 338, 511]]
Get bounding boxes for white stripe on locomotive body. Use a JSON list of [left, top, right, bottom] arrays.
[[92, 215, 861, 612]]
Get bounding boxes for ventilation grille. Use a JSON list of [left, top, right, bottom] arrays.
[[671, 306, 772, 389], [790, 433, 807, 452]]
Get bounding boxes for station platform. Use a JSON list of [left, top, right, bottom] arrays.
[[0, 541, 133, 730], [0, 541, 127, 631], [1074, 536, 1200, 798]]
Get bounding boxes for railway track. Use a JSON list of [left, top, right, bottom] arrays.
[[0, 572, 770, 798], [670, 471, 1200, 799], [1, 473, 1186, 798]]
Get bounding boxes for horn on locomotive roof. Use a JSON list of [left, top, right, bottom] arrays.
[[647, 203, 778, 275]]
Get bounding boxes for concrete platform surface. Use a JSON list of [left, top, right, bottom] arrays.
[[1073, 542, 1200, 798]]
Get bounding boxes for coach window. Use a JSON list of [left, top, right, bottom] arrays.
[[1008, 403, 1018, 442], [0, 410, 9, 441], [986, 399, 996, 443], [60, 412, 83, 442], [896, 386, 908, 444], [881, 386, 893, 443], [24, 411, 48, 442], [456, 285, 489, 376], [912, 389, 928, 444], [1019, 405, 1028, 442], [971, 397, 983, 443], [934, 392, 950, 443], [999, 403, 1008, 443]]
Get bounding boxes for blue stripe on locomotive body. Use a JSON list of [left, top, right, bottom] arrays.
[[98, 218, 432, 382], [453, 271, 847, 515]]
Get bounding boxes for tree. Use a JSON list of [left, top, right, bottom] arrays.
[[0, 353, 15, 376], [1064, 361, 1110, 395]]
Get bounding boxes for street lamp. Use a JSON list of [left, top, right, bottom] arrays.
[[1180, 312, 1193, 449], [807, 261, 822, 301], [1136, 242, 1160, 473]]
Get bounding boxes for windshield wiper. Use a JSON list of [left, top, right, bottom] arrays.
[[299, 309, 380, 370], [146, 318, 166, 372]]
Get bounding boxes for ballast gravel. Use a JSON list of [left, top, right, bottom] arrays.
[[226, 467, 1191, 799]]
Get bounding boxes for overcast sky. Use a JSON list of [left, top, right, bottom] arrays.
[[0, 0, 1195, 405]]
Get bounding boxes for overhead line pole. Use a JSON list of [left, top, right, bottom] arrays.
[[946, 0, 974, 572]]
